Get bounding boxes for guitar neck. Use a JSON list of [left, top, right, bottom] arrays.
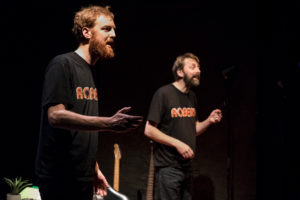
[[113, 158, 120, 191], [146, 142, 155, 200]]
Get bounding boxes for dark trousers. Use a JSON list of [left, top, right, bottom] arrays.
[[37, 177, 94, 200], [155, 166, 192, 200]]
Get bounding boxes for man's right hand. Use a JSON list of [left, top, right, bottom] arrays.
[[109, 107, 143, 132], [174, 140, 194, 159]]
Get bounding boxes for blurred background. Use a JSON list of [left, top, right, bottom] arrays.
[[0, 0, 298, 199]]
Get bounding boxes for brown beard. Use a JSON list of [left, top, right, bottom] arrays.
[[183, 74, 200, 88], [89, 35, 115, 60]]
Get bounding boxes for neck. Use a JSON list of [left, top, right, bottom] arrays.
[[172, 79, 190, 93], [75, 44, 99, 66]]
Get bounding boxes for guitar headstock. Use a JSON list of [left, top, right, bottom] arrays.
[[114, 143, 122, 160]]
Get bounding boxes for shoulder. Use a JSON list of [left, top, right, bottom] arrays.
[[155, 84, 173, 94], [49, 52, 75, 65], [152, 84, 172, 98], [45, 52, 75, 73], [150, 84, 175, 104]]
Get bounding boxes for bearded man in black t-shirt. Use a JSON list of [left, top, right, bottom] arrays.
[[35, 5, 143, 200], [144, 53, 222, 200]]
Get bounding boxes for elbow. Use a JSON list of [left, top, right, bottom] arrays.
[[144, 128, 151, 138], [144, 122, 152, 138], [144, 120, 158, 139], [144, 126, 150, 137], [48, 110, 62, 128]]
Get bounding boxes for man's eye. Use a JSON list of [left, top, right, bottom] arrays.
[[102, 27, 112, 31]]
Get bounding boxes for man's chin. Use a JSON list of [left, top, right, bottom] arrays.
[[104, 48, 115, 59], [100, 50, 115, 60], [194, 79, 200, 86], [189, 77, 199, 86], [104, 53, 115, 59]]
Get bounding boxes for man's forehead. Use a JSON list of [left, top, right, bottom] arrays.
[[95, 15, 115, 26], [184, 58, 199, 66]]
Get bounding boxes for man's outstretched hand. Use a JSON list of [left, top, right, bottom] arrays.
[[109, 107, 143, 132]]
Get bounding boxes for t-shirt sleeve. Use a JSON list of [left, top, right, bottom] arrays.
[[147, 89, 165, 125], [41, 59, 73, 110]]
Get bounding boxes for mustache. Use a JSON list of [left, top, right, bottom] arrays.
[[192, 74, 200, 79], [106, 41, 115, 50], [106, 39, 115, 45]]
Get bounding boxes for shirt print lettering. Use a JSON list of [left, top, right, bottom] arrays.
[[171, 107, 196, 118], [76, 87, 98, 101]]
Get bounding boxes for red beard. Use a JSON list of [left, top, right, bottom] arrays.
[[89, 35, 115, 60]]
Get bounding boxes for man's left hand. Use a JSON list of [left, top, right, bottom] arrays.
[[208, 109, 222, 124]]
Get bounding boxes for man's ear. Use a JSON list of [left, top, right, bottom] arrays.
[[82, 27, 92, 39], [177, 68, 184, 78]]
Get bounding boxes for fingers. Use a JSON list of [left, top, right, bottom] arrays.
[[120, 115, 143, 128], [117, 107, 144, 124], [214, 108, 222, 113], [213, 109, 222, 116], [125, 116, 144, 128], [118, 107, 131, 114], [176, 141, 194, 159], [182, 149, 194, 159], [211, 109, 222, 122], [96, 187, 107, 197], [111, 107, 144, 132], [94, 179, 108, 197], [117, 107, 143, 122], [127, 115, 143, 121], [119, 115, 143, 128], [101, 188, 107, 197]]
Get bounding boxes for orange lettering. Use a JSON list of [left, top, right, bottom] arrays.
[[183, 108, 188, 117], [89, 88, 94, 100], [76, 87, 83, 100], [83, 87, 89, 99], [186, 108, 191, 117], [177, 108, 182, 117], [94, 88, 98, 101], [171, 108, 177, 118], [171, 107, 196, 118], [191, 108, 195, 117]]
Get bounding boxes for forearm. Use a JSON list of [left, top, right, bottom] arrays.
[[48, 109, 111, 131], [95, 162, 104, 177], [145, 121, 194, 159], [196, 119, 212, 136], [144, 121, 180, 148], [196, 109, 223, 136], [95, 162, 100, 171], [48, 104, 143, 133]]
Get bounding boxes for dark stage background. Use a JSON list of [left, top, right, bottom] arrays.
[[0, 0, 298, 200]]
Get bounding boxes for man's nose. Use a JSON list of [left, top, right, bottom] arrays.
[[110, 29, 116, 38]]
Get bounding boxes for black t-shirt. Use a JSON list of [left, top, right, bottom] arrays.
[[147, 83, 198, 168], [35, 52, 99, 181]]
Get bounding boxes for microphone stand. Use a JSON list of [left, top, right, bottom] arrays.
[[224, 79, 233, 200], [221, 66, 236, 200]]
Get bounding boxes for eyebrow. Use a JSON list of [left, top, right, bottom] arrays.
[[101, 24, 116, 29]]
